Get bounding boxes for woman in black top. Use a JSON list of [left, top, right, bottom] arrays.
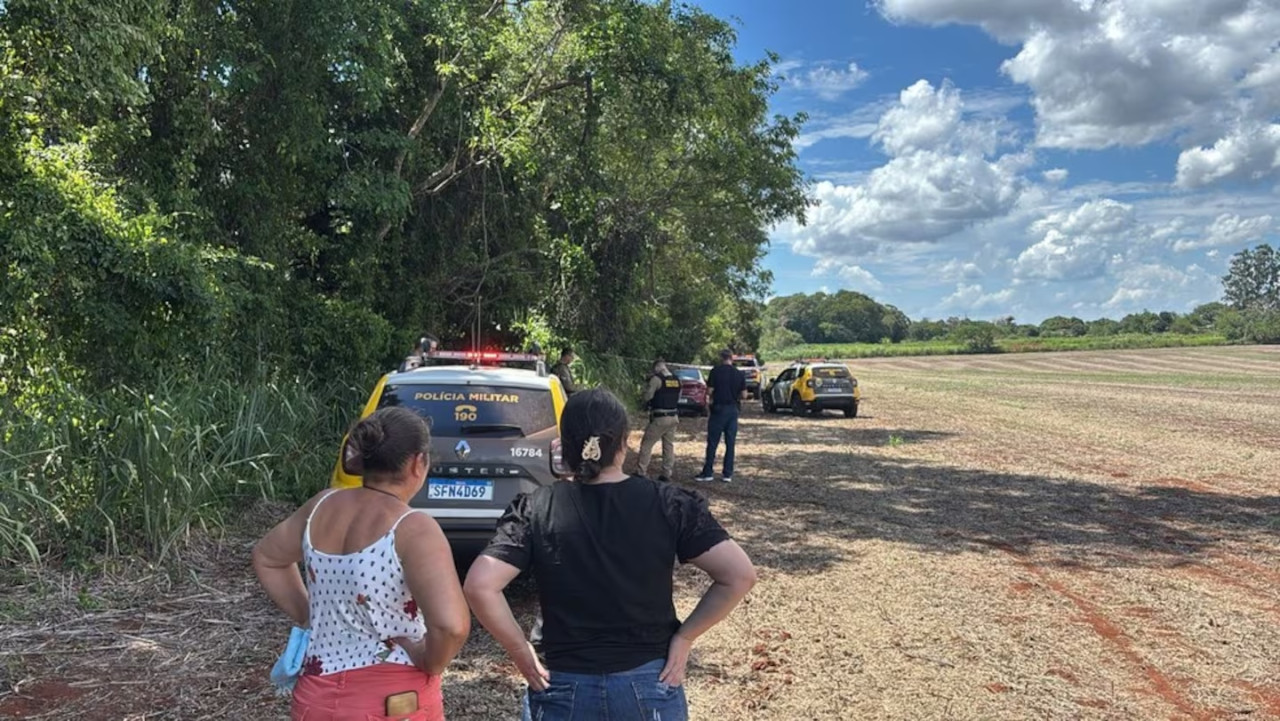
[[465, 388, 757, 721]]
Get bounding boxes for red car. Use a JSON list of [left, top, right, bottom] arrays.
[[673, 367, 709, 416]]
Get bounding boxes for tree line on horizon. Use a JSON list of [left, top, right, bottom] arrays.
[[762, 243, 1280, 353]]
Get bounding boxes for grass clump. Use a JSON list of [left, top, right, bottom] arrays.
[[0, 367, 365, 565]]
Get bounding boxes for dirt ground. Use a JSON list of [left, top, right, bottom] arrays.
[[2, 346, 1278, 720]]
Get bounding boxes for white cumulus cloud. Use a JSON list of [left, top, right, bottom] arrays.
[[1175, 123, 1280, 189], [1013, 199, 1138, 281], [783, 80, 1028, 266], [940, 283, 1015, 311], [1171, 213, 1275, 252], [1104, 263, 1220, 312], [875, 0, 1280, 185], [786, 61, 871, 101]]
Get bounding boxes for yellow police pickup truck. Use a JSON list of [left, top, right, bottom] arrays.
[[761, 359, 860, 418], [331, 350, 569, 552]]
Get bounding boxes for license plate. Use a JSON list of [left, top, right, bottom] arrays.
[[427, 479, 494, 501]]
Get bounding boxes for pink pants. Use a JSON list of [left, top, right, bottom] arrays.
[[291, 663, 444, 721]]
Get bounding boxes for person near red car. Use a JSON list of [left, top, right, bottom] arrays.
[[636, 358, 681, 482]]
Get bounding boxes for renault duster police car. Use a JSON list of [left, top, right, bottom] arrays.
[[762, 359, 860, 418], [331, 350, 569, 551]]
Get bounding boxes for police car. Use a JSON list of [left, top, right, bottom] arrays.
[[762, 359, 860, 418], [331, 349, 569, 551]]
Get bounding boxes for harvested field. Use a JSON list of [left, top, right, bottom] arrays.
[[2, 346, 1278, 719]]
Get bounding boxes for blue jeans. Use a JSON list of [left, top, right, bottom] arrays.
[[521, 658, 687, 721], [699, 405, 739, 478]]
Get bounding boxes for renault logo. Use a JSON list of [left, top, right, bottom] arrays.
[[454, 440, 471, 460]]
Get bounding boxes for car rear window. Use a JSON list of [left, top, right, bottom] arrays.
[[732, 359, 758, 367], [378, 384, 555, 437], [813, 367, 851, 378], [674, 368, 702, 381]]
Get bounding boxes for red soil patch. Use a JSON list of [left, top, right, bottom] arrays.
[[995, 552, 1220, 721], [1046, 668, 1080, 686], [1008, 581, 1037, 594], [1150, 477, 1220, 494], [1210, 553, 1280, 588], [1230, 681, 1280, 717], [984, 683, 1013, 694], [1177, 564, 1280, 618], [1075, 698, 1112, 710], [0, 680, 88, 718]]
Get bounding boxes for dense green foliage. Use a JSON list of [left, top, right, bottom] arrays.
[[0, 0, 807, 563]]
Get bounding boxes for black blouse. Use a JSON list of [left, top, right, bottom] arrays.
[[481, 476, 730, 673]]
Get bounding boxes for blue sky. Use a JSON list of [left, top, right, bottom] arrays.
[[695, 0, 1280, 323]]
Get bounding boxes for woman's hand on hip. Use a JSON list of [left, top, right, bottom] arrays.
[[659, 633, 693, 687], [515, 642, 551, 691]]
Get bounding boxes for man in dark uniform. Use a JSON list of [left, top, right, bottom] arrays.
[[636, 358, 681, 482], [550, 347, 577, 395], [696, 349, 746, 483]]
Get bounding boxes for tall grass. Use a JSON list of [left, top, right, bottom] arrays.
[[0, 369, 365, 564], [772, 333, 1230, 361]]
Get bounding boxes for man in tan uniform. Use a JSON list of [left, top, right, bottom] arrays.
[[636, 358, 681, 482]]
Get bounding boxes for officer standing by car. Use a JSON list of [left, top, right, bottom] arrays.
[[550, 347, 577, 395], [636, 358, 681, 482], [696, 349, 746, 484]]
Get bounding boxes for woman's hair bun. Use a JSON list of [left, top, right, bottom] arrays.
[[353, 417, 387, 453], [343, 408, 431, 477]]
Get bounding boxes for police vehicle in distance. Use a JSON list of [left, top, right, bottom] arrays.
[[331, 349, 569, 552], [762, 358, 860, 418]]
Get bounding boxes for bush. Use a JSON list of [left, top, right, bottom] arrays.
[[951, 324, 999, 354], [1217, 309, 1280, 344]]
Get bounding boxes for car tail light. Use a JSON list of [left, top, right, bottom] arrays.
[[550, 437, 568, 477]]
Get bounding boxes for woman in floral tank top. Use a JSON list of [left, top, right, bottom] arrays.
[[254, 407, 470, 720]]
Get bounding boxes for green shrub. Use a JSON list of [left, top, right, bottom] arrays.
[[951, 324, 999, 354]]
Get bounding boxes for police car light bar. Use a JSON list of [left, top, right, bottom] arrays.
[[427, 350, 542, 362]]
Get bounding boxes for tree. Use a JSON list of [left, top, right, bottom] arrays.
[[951, 322, 998, 354], [1039, 316, 1087, 337], [1086, 318, 1121, 336], [882, 305, 911, 343], [1188, 302, 1228, 330], [1119, 311, 1162, 334], [1223, 244, 1279, 311]]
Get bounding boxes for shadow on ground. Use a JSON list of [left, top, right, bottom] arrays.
[[700, 416, 1280, 575]]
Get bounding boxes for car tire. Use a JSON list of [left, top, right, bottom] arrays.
[[844, 402, 858, 418], [762, 395, 775, 413], [700, 406, 709, 417], [791, 393, 805, 416]]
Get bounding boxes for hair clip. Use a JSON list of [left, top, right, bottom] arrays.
[[582, 436, 602, 462]]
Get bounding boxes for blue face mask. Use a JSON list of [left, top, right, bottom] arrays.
[[270, 626, 311, 695]]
